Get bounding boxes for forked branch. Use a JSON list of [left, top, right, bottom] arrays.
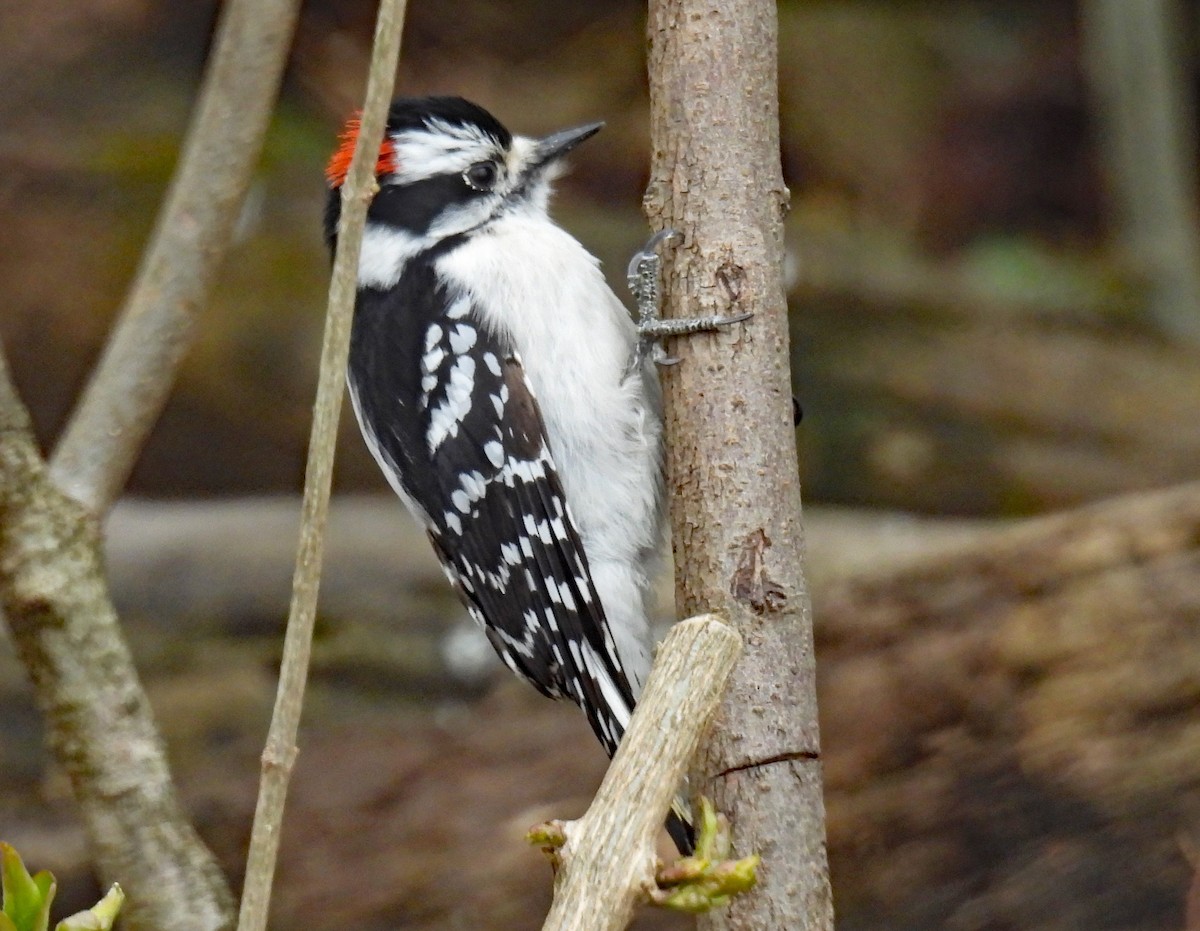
[[48, 0, 306, 514], [534, 615, 742, 931]]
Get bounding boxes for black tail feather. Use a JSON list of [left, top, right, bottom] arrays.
[[666, 801, 696, 855]]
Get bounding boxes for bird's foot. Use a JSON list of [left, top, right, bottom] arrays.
[[626, 229, 752, 370], [649, 797, 760, 913]]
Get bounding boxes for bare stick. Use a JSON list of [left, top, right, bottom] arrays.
[[644, 0, 833, 927], [48, 0, 305, 515], [539, 616, 742, 931], [234, 4, 408, 930]]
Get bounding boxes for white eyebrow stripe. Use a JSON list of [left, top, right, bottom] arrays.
[[390, 118, 501, 183]]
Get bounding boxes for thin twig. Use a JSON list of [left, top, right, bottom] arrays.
[[539, 616, 742, 931], [48, 0, 305, 515], [234, 3, 408, 930]]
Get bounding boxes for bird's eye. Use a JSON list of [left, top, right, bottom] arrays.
[[463, 161, 498, 191]]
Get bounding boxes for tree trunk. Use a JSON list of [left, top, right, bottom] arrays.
[[644, 0, 833, 927], [0, 0, 303, 922], [0, 352, 236, 931]]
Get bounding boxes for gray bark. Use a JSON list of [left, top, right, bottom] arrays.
[[644, 0, 833, 927], [0, 349, 235, 931], [48, 0, 306, 514], [1, 0, 305, 923]]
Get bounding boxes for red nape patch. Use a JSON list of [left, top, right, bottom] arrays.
[[324, 113, 398, 188]]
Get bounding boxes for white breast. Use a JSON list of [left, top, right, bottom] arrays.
[[435, 212, 664, 689]]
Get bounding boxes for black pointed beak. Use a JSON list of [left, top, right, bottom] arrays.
[[529, 121, 604, 171]]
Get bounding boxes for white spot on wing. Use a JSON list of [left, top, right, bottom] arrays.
[[558, 582, 576, 611], [449, 324, 477, 354], [460, 470, 486, 502], [424, 324, 443, 353], [583, 643, 631, 733], [427, 355, 476, 453], [422, 346, 445, 375]]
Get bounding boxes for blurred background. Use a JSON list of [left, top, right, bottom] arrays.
[[2, 0, 1200, 928]]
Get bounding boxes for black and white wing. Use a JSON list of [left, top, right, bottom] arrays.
[[347, 258, 636, 755]]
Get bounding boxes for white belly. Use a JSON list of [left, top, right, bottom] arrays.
[[436, 214, 664, 690]]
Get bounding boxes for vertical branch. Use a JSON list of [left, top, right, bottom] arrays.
[[644, 0, 833, 928], [49, 0, 305, 514], [1081, 0, 1200, 344], [234, 2, 408, 929]]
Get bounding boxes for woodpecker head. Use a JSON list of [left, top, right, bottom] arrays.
[[324, 96, 602, 256]]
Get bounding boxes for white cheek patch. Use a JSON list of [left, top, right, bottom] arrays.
[[428, 198, 503, 240]]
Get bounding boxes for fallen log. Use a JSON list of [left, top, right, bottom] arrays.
[[5, 486, 1197, 928], [819, 480, 1200, 930]]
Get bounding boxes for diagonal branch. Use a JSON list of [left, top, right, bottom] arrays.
[[538, 615, 742, 931], [48, 0, 305, 515], [234, 2, 409, 929]]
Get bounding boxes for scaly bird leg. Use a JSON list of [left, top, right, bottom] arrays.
[[626, 229, 752, 370]]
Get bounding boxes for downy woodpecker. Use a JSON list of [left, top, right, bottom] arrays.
[[325, 97, 747, 852]]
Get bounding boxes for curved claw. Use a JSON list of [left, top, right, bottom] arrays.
[[626, 228, 681, 282], [648, 227, 682, 249]]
